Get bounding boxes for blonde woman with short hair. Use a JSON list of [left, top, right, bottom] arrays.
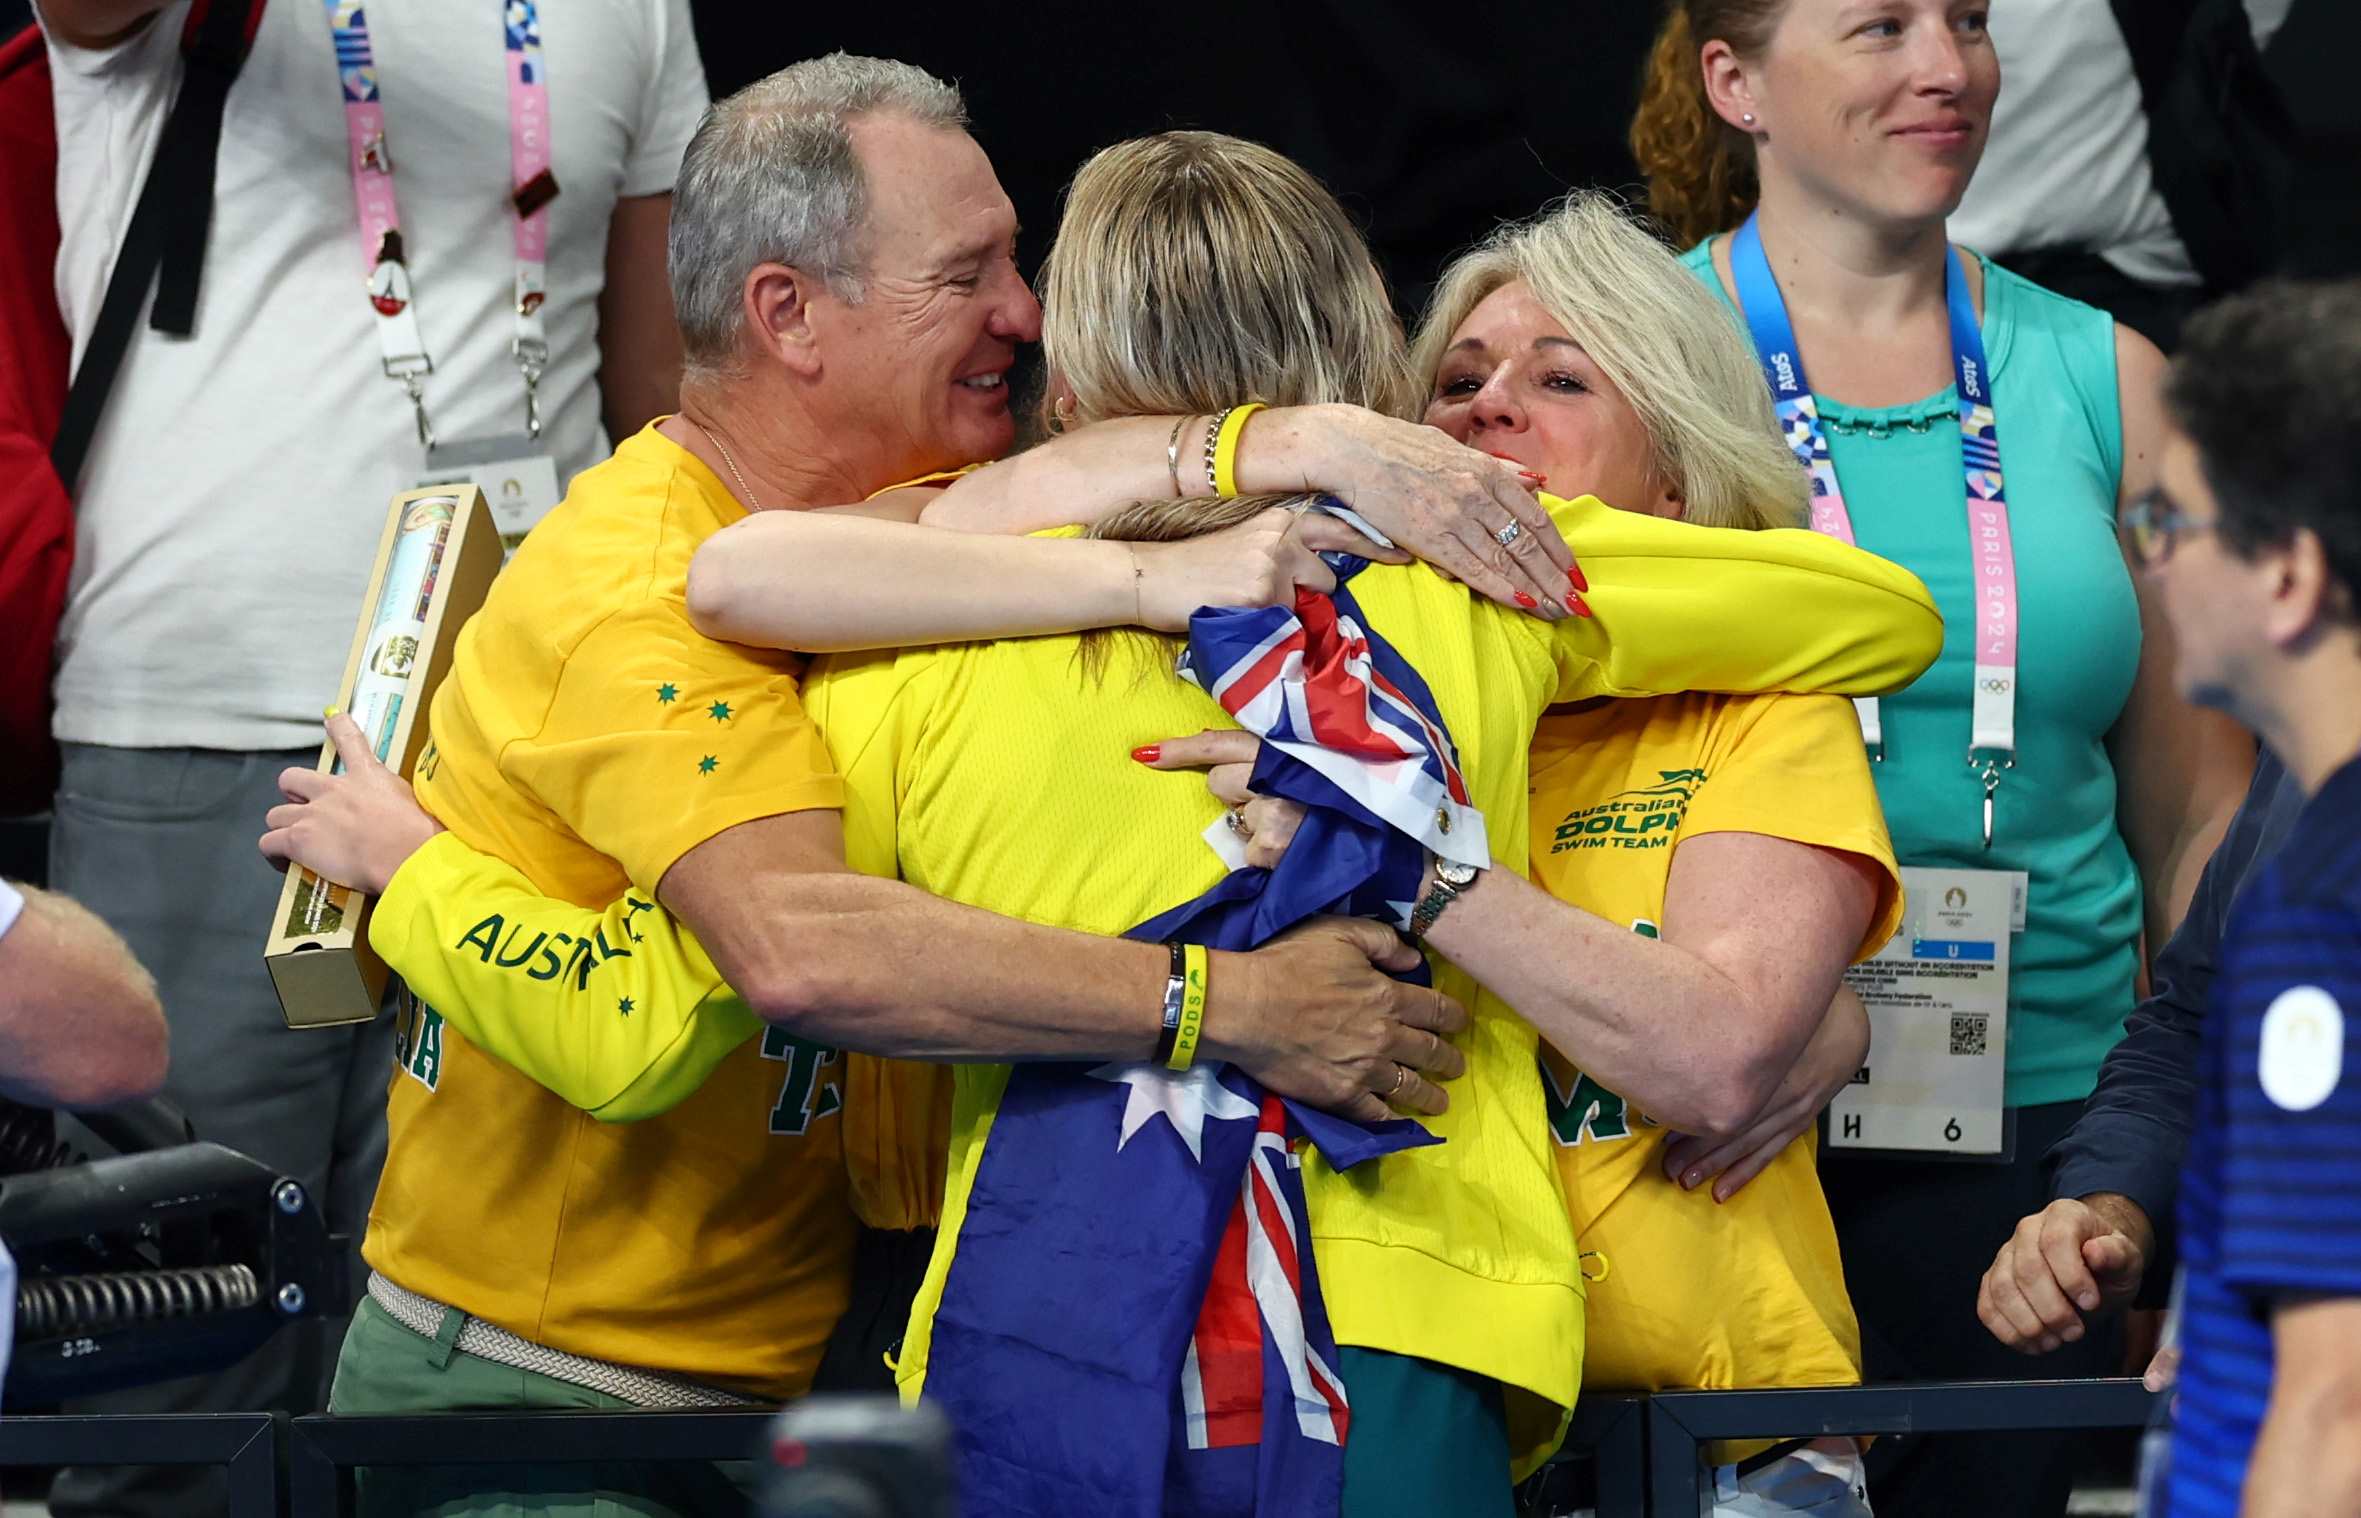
[[1156, 191, 1908, 1516], [1425, 191, 1897, 1515]]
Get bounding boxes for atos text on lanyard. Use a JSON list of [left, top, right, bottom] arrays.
[[1731, 214, 2018, 849]]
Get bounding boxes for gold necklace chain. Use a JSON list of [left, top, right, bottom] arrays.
[[685, 416, 761, 511]]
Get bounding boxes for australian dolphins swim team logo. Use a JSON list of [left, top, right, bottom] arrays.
[[1547, 768, 1706, 855]]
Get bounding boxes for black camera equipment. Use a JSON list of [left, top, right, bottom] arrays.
[[762, 1394, 957, 1518], [0, 1097, 343, 1403]]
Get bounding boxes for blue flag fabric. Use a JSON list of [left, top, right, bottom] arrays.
[[925, 545, 1475, 1517]]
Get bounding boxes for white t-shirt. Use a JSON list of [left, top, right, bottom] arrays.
[[40, 0, 707, 751], [1951, 0, 2291, 287]]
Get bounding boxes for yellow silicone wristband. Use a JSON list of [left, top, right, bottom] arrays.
[[1167, 943, 1209, 1071], [1211, 402, 1265, 497]]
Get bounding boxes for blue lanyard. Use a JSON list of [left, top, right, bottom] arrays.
[[1730, 213, 2019, 847]]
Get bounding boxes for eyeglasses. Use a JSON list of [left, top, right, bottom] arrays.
[[2122, 488, 2218, 567]]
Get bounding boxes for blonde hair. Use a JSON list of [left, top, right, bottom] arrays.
[[1039, 131, 1418, 427], [1411, 190, 1806, 532], [1630, 0, 1788, 248]]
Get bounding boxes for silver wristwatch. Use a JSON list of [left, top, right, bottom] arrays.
[[1408, 856, 1481, 940]]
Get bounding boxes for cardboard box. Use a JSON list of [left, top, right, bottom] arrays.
[[266, 485, 503, 1028]]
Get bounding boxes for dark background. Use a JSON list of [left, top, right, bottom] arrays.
[[683, 2, 1660, 312], [0, 0, 1660, 309], [14, 1, 2353, 298]]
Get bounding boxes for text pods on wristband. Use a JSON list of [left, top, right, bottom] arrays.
[[1167, 944, 1209, 1072], [1731, 214, 2017, 847]]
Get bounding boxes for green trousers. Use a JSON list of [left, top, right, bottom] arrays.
[[330, 1296, 1510, 1517], [328, 1296, 762, 1518], [1338, 1346, 1516, 1518]]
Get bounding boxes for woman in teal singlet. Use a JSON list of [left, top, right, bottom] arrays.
[[1629, 3, 2255, 1515]]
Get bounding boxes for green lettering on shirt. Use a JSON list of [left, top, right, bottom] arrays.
[[1543, 1063, 1632, 1145], [456, 914, 505, 962], [760, 1028, 842, 1136]]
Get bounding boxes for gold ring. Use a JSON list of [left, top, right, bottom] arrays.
[[1224, 806, 1252, 839], [1388, 1064, 1409, 1097]]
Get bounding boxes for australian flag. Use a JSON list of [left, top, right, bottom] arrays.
[[924, 508, 1492, 1516]]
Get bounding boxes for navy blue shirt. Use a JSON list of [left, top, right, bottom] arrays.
[[2164, 754, 2361, 1517], [2050, 751, 2304, 1237]]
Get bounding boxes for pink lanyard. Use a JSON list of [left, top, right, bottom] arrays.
[[1732, 215, 2020, 848], [325, 0, 557, 448]]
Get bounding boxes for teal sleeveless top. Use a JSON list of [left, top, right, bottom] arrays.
[[1682, 241, 2140, 1107]]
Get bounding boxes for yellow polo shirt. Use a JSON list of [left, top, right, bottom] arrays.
[[366, 423, 857, 1398], [807, 498, 1938, 1481], [1528, 691, 1904, 1462], [367, 493, 1942, 1462]]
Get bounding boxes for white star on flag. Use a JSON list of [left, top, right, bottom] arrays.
[[1090, 1061, 1258, 1163]]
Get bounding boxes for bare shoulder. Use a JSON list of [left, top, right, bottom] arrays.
[[2113, 322, 2171, 501]]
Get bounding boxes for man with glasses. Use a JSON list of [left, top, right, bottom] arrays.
[[1975, 438, 2312, 1376], [2086, 279, 2361, 1518]]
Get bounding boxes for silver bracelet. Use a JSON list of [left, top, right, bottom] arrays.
[[1166, 415, 1192, 496]]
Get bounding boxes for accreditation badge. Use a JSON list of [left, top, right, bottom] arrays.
[[1826, 865, 2017, 1160], [417, 433, 561, 553]]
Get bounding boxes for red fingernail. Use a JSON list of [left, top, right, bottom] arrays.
[[1566, 593, 1592, 617], [1131, 745, 1159, 763], [1518, 470, 1546, 485], [1513, 591, 1537, 609], [1568, 562, 1589, 593]]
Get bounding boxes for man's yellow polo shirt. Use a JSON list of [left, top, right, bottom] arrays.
[[363, 492, 1940, 1459], [804, 497, 1941, 1480], [368, 423, 857, 1398], [1528, 691, 1904, 1461]]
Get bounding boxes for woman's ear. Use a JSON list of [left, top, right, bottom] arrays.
[[1042, 372, 1080, 435], [1700, 37, 1764, 138]]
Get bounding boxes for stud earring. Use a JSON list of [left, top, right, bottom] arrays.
[[1741, 113, 1757, 127]]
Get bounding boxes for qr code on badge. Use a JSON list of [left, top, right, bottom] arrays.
[[1950, 1014, 1989, 1057]]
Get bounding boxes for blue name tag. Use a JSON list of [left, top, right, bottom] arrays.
[[1911, 938, 1997, 962]]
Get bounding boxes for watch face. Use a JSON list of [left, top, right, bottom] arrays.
[[1439, 859, 1480, 886]]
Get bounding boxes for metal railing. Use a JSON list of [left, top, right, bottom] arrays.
[[1641, 1378, 2157, 1515], [285, 1408, 773, 1518], [0, 1378, 2162, 1517], [0, 1412, 277, 1518]]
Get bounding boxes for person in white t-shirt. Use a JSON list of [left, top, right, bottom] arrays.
[[1948, 0, 2292, 348], [31, 3, 705, 1514]]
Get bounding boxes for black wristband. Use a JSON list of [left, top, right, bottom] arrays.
[[1151, 940, 1187, 1064]]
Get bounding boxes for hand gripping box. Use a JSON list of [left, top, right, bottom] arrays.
[[266, 485, 503, 1028]]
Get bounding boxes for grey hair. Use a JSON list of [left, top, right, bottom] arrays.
[[668, 53, 967, 384], [1411, 190, 1807, 532]]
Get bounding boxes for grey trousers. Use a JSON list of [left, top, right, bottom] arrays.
[[46, 742, 396, 1518]]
